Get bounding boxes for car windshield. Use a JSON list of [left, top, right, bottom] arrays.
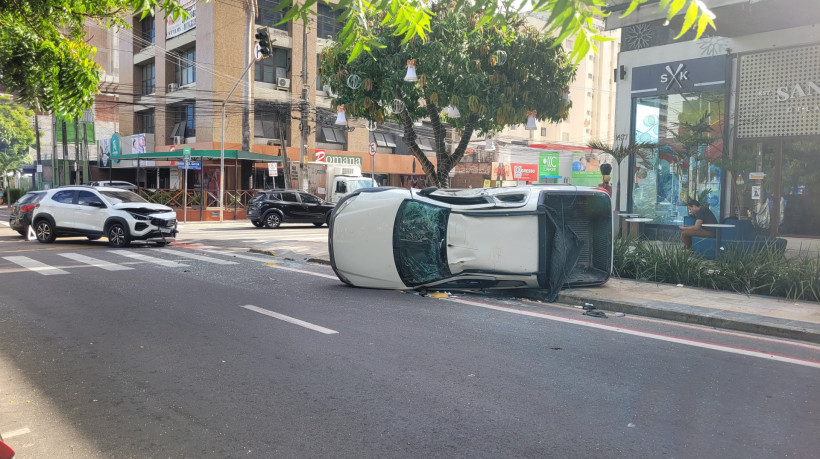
[[393, 200, 451, 286], [347, 179, 375, 193], [100, 190, 148, 204], [15, 193, 42, 205]]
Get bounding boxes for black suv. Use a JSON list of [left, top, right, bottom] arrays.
[[247, 189, 335, 229]]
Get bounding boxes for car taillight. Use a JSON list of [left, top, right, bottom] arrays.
[[21, 204, 36, 212]]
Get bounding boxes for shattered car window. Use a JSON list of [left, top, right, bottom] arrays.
[[393, 200, 451, 286], [100, 190, 149, 205], [347, 179, 375, 193]]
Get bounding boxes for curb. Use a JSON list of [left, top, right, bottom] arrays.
[[549, 290, 820, 344]]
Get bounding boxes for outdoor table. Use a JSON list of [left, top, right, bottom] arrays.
[[619, 213, 640, 237], [702, 223, 736, 259], [625, 217, 653, 239]]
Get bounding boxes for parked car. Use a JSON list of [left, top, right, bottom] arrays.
[[88, 180, 138, 191], [9, 191, 46, 235], [246, 189, 335, 229], [31, 185, 178, 247], [328, 185, 612, 300]]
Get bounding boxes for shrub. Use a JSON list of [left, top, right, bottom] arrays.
[[2, 188, 24, 204]]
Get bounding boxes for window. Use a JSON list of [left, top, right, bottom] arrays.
[[632, 90, 725, 225], [140, 63, 155, 95], [281, 192, 298, 203], [254, 102, 289, 142], [372, 132, 396, 147], [52, 191, 75, 204], [172, 103, 196, 138], [78, 191, 105, 207], [320, 126, 346, 144], [256, 0, 289, 31], [174, 47, 196, 85], [255, 48, 289, 84], [317, 3, 344, 39], [394, 200, 451, 286], [299, 192, 320, 204], [540, 127, 547, 137], [137, 110, 155, 134], [139, 16, 155, 47]]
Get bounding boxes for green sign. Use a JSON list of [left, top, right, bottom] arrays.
[[56, 117, 95, 143], [571, 152, 603, 187], [539, 151, 560, 178], [183, 146, 192, 162], [110, 133, 121, 164]]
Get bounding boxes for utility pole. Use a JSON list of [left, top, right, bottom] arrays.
[[298, 17, 309, 192], [34, 115, 41, 190]]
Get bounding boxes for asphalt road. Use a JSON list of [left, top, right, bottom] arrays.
[[0, 222, 819, 458]]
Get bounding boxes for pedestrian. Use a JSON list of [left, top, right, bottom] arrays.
[[679, 199, 717, 249]]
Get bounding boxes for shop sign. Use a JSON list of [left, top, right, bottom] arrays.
[[631, 56, 725, 97], [539, 151, 560, 178], [167, 0, 197, 39], [749, 172, 765, 180], [491, 162, 537, 181], [737, 44, 820, 138], [326, 155, 362, 167]]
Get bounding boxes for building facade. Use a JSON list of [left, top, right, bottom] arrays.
[[607, 0, 820, 237]]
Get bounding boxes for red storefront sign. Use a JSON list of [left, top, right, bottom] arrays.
[[510, 163, 538, 181]]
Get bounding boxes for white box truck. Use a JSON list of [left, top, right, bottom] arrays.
[[306, 162, 378, 203]]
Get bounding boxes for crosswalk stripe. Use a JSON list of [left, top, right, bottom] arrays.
[[58, 253, 133, 271], [201, 249, 277, 263], [109, 250, 189, 267], [2, 256, 69, 275], [152, 248, 239, 264]]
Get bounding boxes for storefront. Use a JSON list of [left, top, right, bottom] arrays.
[[732, 44, 820, 237], [628, 55, 728, 226]]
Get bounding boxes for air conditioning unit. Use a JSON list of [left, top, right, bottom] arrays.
[[168, 83, 179, 92], [323, 85, 336, 97], [277, 78, 290, 89], [173, 136, 182, 145], [266, 140, 279, 146]]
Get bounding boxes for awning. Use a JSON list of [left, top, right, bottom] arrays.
[[116, 150, 285, 162]]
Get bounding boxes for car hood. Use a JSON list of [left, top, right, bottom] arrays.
[[112, 203, 175, 215], [331, 191, 407, 289]]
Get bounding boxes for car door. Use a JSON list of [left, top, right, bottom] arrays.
[[277, 192, 303, 221], [76, 190, 109, 234], [47, 190, 78, 230], [297, 192, 326, 222]]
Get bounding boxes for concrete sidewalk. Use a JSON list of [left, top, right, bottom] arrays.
[[253, 240, 820, 344]]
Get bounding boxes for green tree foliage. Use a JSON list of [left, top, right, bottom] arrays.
[[320, 5, 575, 187], [0, 0, 190, 118], [283, 0, 715, 62], [1, 1, 714, 120], [0, 95, 36, 204]]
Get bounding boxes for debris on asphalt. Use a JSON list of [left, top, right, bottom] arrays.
[[615, 312, 626, 317], [581, 303, 608, 318]]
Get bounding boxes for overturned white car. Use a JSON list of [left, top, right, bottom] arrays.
[[328, 185, 612, 300]]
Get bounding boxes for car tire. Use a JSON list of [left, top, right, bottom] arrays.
[[264, 212, 281, 229], [87, 236, 101, 241], [34, 220, 56, 243], [107, 223, 131, 248], [313, 222, 324, 227]]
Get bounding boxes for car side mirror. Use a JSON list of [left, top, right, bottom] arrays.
[[90, 201, 106, 208]]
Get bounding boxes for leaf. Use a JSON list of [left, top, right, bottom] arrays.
[[675, 1, 699, 39]]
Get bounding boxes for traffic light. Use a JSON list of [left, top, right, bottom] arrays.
[[255, 26, 271, 58]]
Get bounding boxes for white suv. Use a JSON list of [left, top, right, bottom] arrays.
[[31, 186, 178, 247]]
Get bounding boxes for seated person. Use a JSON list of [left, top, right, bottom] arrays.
[[679, 199, 717, 249]]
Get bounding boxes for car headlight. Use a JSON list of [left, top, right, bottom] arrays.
[[126, 211, 151, 221]]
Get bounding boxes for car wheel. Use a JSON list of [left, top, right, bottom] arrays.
[[251, 221, 263, 228], [87, 236, 101, 241], [107, 223, 131, 248], [313, 222, 324, 227], [35, 220, 56, 243], [264, 212, 281, 229]]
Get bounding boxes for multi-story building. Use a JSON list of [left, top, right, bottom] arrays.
[[115, 0, 432, 219], [605, 0, 820, 238]]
